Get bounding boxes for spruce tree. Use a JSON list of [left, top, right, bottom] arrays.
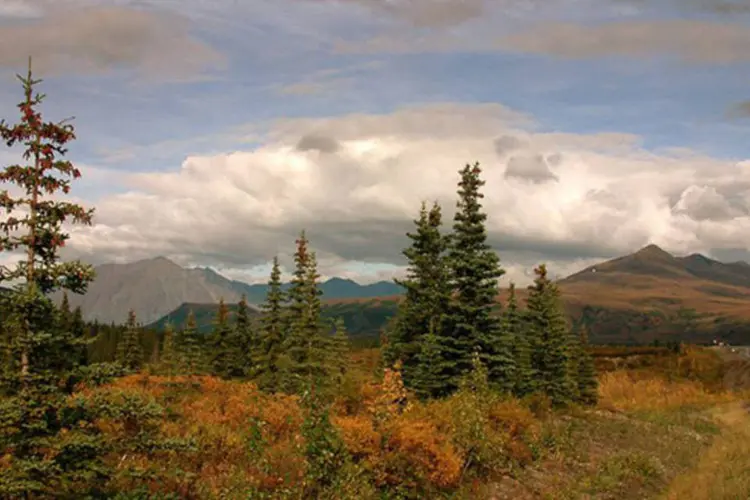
[[179, 310, 203, 375], [117, 310, 143, 371], [60, 292, 72, 326], [71, 306, 88, 366], [160, 322, 177, 376], [226, 294, 254, 378], [384, 201, 452, 388], [282, 233, 328, 394], [328, 317, 351, 386], [149, 339, 160, 366], [58, 294, 88, 366], [526, 264, 576, 406], [256, 257, 287, 391], [411, 315, 453, 400], [209, 298, 232, 378], [574, 325, 598, 405], [0, 58, 107, 496], [504, 283, 533, 397], [447, 162, 510, 392]]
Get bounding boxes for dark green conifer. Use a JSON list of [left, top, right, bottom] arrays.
[[116, 310, 143, 371], [282, 233, 329, 394], [71, 306, 88, 366], [447, 162, 510, 392], [256, 257, 287, 391], [504, 283, 533, 397], [384, 201, 452, 388], [328, 317, 351, 386], [225, 294, 253, 378], [179, 310, 203, 375], [526, 264, 576, 406], [0, 59, 108, 496], [60, 292, 72, 325], [209, 298, 232, 378], [411, 316, 453, 400], [160, 322, 177, 376]]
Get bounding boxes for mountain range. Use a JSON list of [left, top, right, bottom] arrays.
[[10, 243, 750, 344], [51, 257, 403, 324], [148, 243, 750, 344]]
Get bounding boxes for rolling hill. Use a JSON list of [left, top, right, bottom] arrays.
[[146, 244, 750, 345], [54, 257, 403, 325]]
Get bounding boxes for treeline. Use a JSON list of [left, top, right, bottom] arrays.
[[113, 232, 353, 396]]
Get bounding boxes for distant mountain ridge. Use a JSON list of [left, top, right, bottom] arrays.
[[53, 257, 403, 325], [561, 244, 750, 289], [147, 244, 750, 344], [230, 275, 404, 304]]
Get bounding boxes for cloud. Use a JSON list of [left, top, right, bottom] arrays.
[[672, 185, 738, 221], [296, 134, 341, 154], [0, 0, 43, 18], [44, 102, 750, 286], [297, 0, 486, 27], [494, 135, 525, 157], [0, 6, 225, 80], [547, 153, 564, 166], [499, 20, 750, 64], [505, 154, 559, 184], [339, 18, 750, 62], [275, 61, 385, 96]]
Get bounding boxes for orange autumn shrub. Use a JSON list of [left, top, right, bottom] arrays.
[[74, 367, 553, 497], [487, 399, 540, 441], [367, 363, 411, 425], [333, 414, 381, 459], [382, 417, 463, 489]]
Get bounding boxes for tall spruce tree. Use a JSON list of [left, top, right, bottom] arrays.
[[116, 310, 143, 371], [60, 292, 72, 325], [504, 283, 533, 396], [384, 201, 452, 388], [227, 294, 254, 378], [526, 264, 576, 406], [58, 294, 88, 366], [447, 162, 511, 392], [179, 310, 203, 375], [256, 257, 287, 391], [71, 305, 88, 366], [327, 318, 351, 386], [209, 298, 233, 378], [0, 58, 108, 496], [282, 232, 328, 394], [160, 322, 177, 376]]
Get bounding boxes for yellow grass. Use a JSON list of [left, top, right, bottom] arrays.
[[662, 401, 750, 500], [598, 371, 735, 412]]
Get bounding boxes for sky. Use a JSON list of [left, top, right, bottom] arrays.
[[2, 0, 750, 285]]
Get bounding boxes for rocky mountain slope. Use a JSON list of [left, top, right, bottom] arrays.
[[53, 257, 402, 325]]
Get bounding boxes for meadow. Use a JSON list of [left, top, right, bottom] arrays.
[[59, 345, 750, 499]]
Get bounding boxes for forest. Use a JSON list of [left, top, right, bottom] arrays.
[[1, 62, 749, 499]]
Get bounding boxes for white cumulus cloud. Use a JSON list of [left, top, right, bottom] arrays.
[[7, 102, 750, 285]]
